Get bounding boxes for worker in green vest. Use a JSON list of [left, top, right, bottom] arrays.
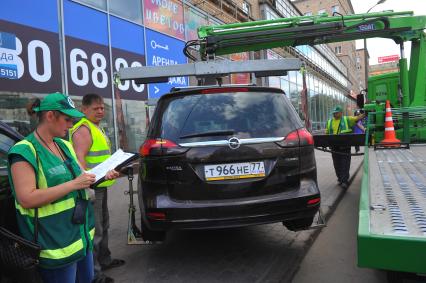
[[70, 94, 122, 283], [8, 93, 100, 282], [326, 105, 365, 189]]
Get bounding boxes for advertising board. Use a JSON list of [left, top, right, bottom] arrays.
[[144, 0, 185, 40], [145, 28, 188, 98], [64, 1, 147, 100], [378, 55, 399, 64], [0, 0, 62, 93]]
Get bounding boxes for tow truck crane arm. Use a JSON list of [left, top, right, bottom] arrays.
[[196, 11, 425, 58], [194, 11, 426, 108]]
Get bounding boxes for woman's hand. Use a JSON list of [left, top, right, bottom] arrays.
[[72, 172, 96, 189], [105, 169, 120, 180]]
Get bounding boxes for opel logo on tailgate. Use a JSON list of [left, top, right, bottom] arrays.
[[228, 137, 241, 150]]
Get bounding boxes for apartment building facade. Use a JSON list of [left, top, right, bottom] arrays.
[[292, 0, 366, 97]]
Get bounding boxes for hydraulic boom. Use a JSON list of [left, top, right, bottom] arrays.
[[194, 11, 426, 108]]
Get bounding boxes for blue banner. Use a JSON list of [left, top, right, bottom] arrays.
[[110, 16, 147, 100], [0, 0, 58, 33], [64, 0, 108, 46], [0, 32, 17, 79], [145, 29, 188, 99], [0, 31, 16, 50], [0, 20, 62, 91]]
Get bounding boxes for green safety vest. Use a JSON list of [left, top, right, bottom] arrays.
[[69, 118, 115, 187], [8, 134, 95, 268], [326, 116, 353, 134]]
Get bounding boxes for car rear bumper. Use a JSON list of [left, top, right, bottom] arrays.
[[143, 178, 320, 230]]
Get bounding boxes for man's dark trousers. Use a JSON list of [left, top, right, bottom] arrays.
[[93, 188, 112, 278], [331, 146, 351, 184]]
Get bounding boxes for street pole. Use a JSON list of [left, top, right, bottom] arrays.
[[364, 0, 386, 91], [363, 38, 368, 91]]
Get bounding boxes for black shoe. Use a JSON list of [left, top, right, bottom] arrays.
[[340, 182, 349, 189]]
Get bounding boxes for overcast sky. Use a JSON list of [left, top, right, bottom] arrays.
[[351, 0, 426, 65]]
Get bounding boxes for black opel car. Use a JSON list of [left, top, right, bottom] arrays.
[[138, 86, 320, 241]]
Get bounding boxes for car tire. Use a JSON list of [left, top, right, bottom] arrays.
[[283, 217, 314, 231], [137, 177, 166, 242]]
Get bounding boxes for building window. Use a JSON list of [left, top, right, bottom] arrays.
[[109, 0, 143, 24], [335, 46, 342, 54], [274, 0, 299, 18], [331, 5, 339, 14], [242, 1, 251, 16], [304, 12, 312, 16], [73, 0, 106, 11], [318, 9, 326, 15]]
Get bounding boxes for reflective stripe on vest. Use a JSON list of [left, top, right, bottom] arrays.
[[70, 118, 115, 187], [326, 116, 352, 134], [326, 119, 332, 134], [340, 116, 352, 133], [40, 228, 95, 260]]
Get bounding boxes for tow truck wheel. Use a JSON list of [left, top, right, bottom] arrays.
[[283, 217, 314, 231]]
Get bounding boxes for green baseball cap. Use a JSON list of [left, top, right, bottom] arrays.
[[332, 105, 343, 113], [33, 92, 84, 118]]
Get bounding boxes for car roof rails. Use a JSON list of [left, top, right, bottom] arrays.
[[170, 83, 257, 92], [118, 59, 302, 85]]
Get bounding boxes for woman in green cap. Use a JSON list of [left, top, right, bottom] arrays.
[[8, 93, 119, 283]]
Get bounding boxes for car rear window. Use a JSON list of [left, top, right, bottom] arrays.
[[155, 90, 302, 142]]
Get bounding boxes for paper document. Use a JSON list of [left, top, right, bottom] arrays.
[[87, 149, 137, 182]]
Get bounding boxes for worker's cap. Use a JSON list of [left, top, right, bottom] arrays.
[[33, 92, 84, 118], [332, 105, 343, 113]]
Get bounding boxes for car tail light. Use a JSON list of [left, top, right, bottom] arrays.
[[201, 87, 249, 94], [277, 128, 314, 147], [140, 139, 177, 157], [147, 212, 166, 220], [282, 130, 300, 147], [307, 197, 321, 205], [298, 128, 314, 146]]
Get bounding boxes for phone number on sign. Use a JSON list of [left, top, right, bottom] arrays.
[[0, 66, 18, 79]]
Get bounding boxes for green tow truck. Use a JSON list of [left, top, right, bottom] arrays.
[[193, 10, 426, 278], [120, 10, 426, 279]]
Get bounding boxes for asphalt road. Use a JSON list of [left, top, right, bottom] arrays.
[[292, 164, 387, 283], [103, 150, 364, 283]]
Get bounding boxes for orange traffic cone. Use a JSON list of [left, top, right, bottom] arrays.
[[381, 100, 400, 147]]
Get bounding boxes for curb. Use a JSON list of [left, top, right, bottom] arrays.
[[280, 158, 364, 283]]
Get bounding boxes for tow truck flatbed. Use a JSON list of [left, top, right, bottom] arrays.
[[358, 145, 426, 273]]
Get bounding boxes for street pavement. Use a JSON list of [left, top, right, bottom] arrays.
[[104, 149, 363, 283], [292, 159, 386, 283]]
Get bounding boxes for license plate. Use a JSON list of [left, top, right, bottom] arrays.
[[204, 162, 265, 181]]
